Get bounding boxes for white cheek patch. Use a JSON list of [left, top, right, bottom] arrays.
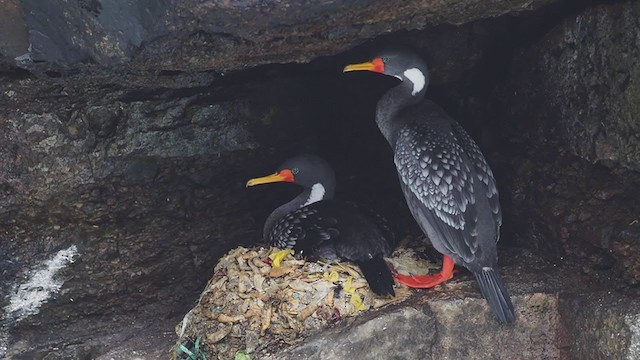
[[403, 68, 425, 96], [303, 183, 326, 206]]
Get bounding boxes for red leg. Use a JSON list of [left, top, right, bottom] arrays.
[[394, 255, 455, 288]]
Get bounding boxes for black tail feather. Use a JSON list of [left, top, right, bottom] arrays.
[[356, 257, 395, 297], [473, 268, 515, 324]]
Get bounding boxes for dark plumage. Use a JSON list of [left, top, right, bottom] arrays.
[[247, 154, 396, 296], [344, 48, 515, 323]]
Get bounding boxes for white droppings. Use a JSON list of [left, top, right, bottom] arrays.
[[0, 331, 8, 359], [403, 68, 426, 96], [4, 245, 79, 323], [627, 314, 640, 360], [303, 183, 326, 206]]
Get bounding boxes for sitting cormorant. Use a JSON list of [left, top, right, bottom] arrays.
[[246, 153, 396, 297], [344, 49, 515, 323]]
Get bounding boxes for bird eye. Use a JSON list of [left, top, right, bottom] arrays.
[[292, 168, 299, 174]]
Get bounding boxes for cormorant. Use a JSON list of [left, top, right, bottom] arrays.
[[247, 153, 396, 296], [344, 49, 515, 323]]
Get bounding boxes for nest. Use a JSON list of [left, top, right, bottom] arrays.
[[174, 243, 436, 359]]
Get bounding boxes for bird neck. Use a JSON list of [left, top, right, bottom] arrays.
[[376, 79, 425, 144], [263, 183, 334, 240]]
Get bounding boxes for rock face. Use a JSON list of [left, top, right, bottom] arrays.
[[267, 307, 438, 359], [496, 0, 640, 284], [269, 290, 640, 360], [506, 1, 640, 172], [8, 0, 557, 71], [562, 294, 640, 360], [1, 0, 639, 359], [0, 72, 299, 358]]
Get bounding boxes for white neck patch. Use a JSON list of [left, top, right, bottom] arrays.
[[303, 183, 325, 206], [403, 68, 425, 96]]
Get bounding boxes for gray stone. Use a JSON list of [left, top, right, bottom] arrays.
[[495, 1, 640, 287], [0, 0, 28, 58], [505, 1, 640, 172], [264, 307, 436, 360], [1, 0, 639, 359], [561, 293, 640, 360], [269, 289, 640, 360], [10, 0, 557, 71]]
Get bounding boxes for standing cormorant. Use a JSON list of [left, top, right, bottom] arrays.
[[344, 49, 515, 323], [247, 153, 396, 296]]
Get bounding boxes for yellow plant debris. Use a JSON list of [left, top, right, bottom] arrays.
[[175, 244, 434, 359]]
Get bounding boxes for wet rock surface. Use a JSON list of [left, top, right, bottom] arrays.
[[0, 0, 639, 359], [507, 0, 640, 172], [494, 0, 640, 285], [561, 293, 640, 360], [1, 220, 242, 359], [6, 0, 557, 71], [265, 306, 437, 360]]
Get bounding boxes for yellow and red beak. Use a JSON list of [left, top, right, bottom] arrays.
[[246, 169, 295, 187], [343, 57, 385, 73]]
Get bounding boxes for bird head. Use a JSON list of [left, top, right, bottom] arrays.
[[343, 48, 429, 97], [246, 153, 336, 196]]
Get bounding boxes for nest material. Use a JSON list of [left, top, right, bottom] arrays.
[[174, 244, 436, 359]]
